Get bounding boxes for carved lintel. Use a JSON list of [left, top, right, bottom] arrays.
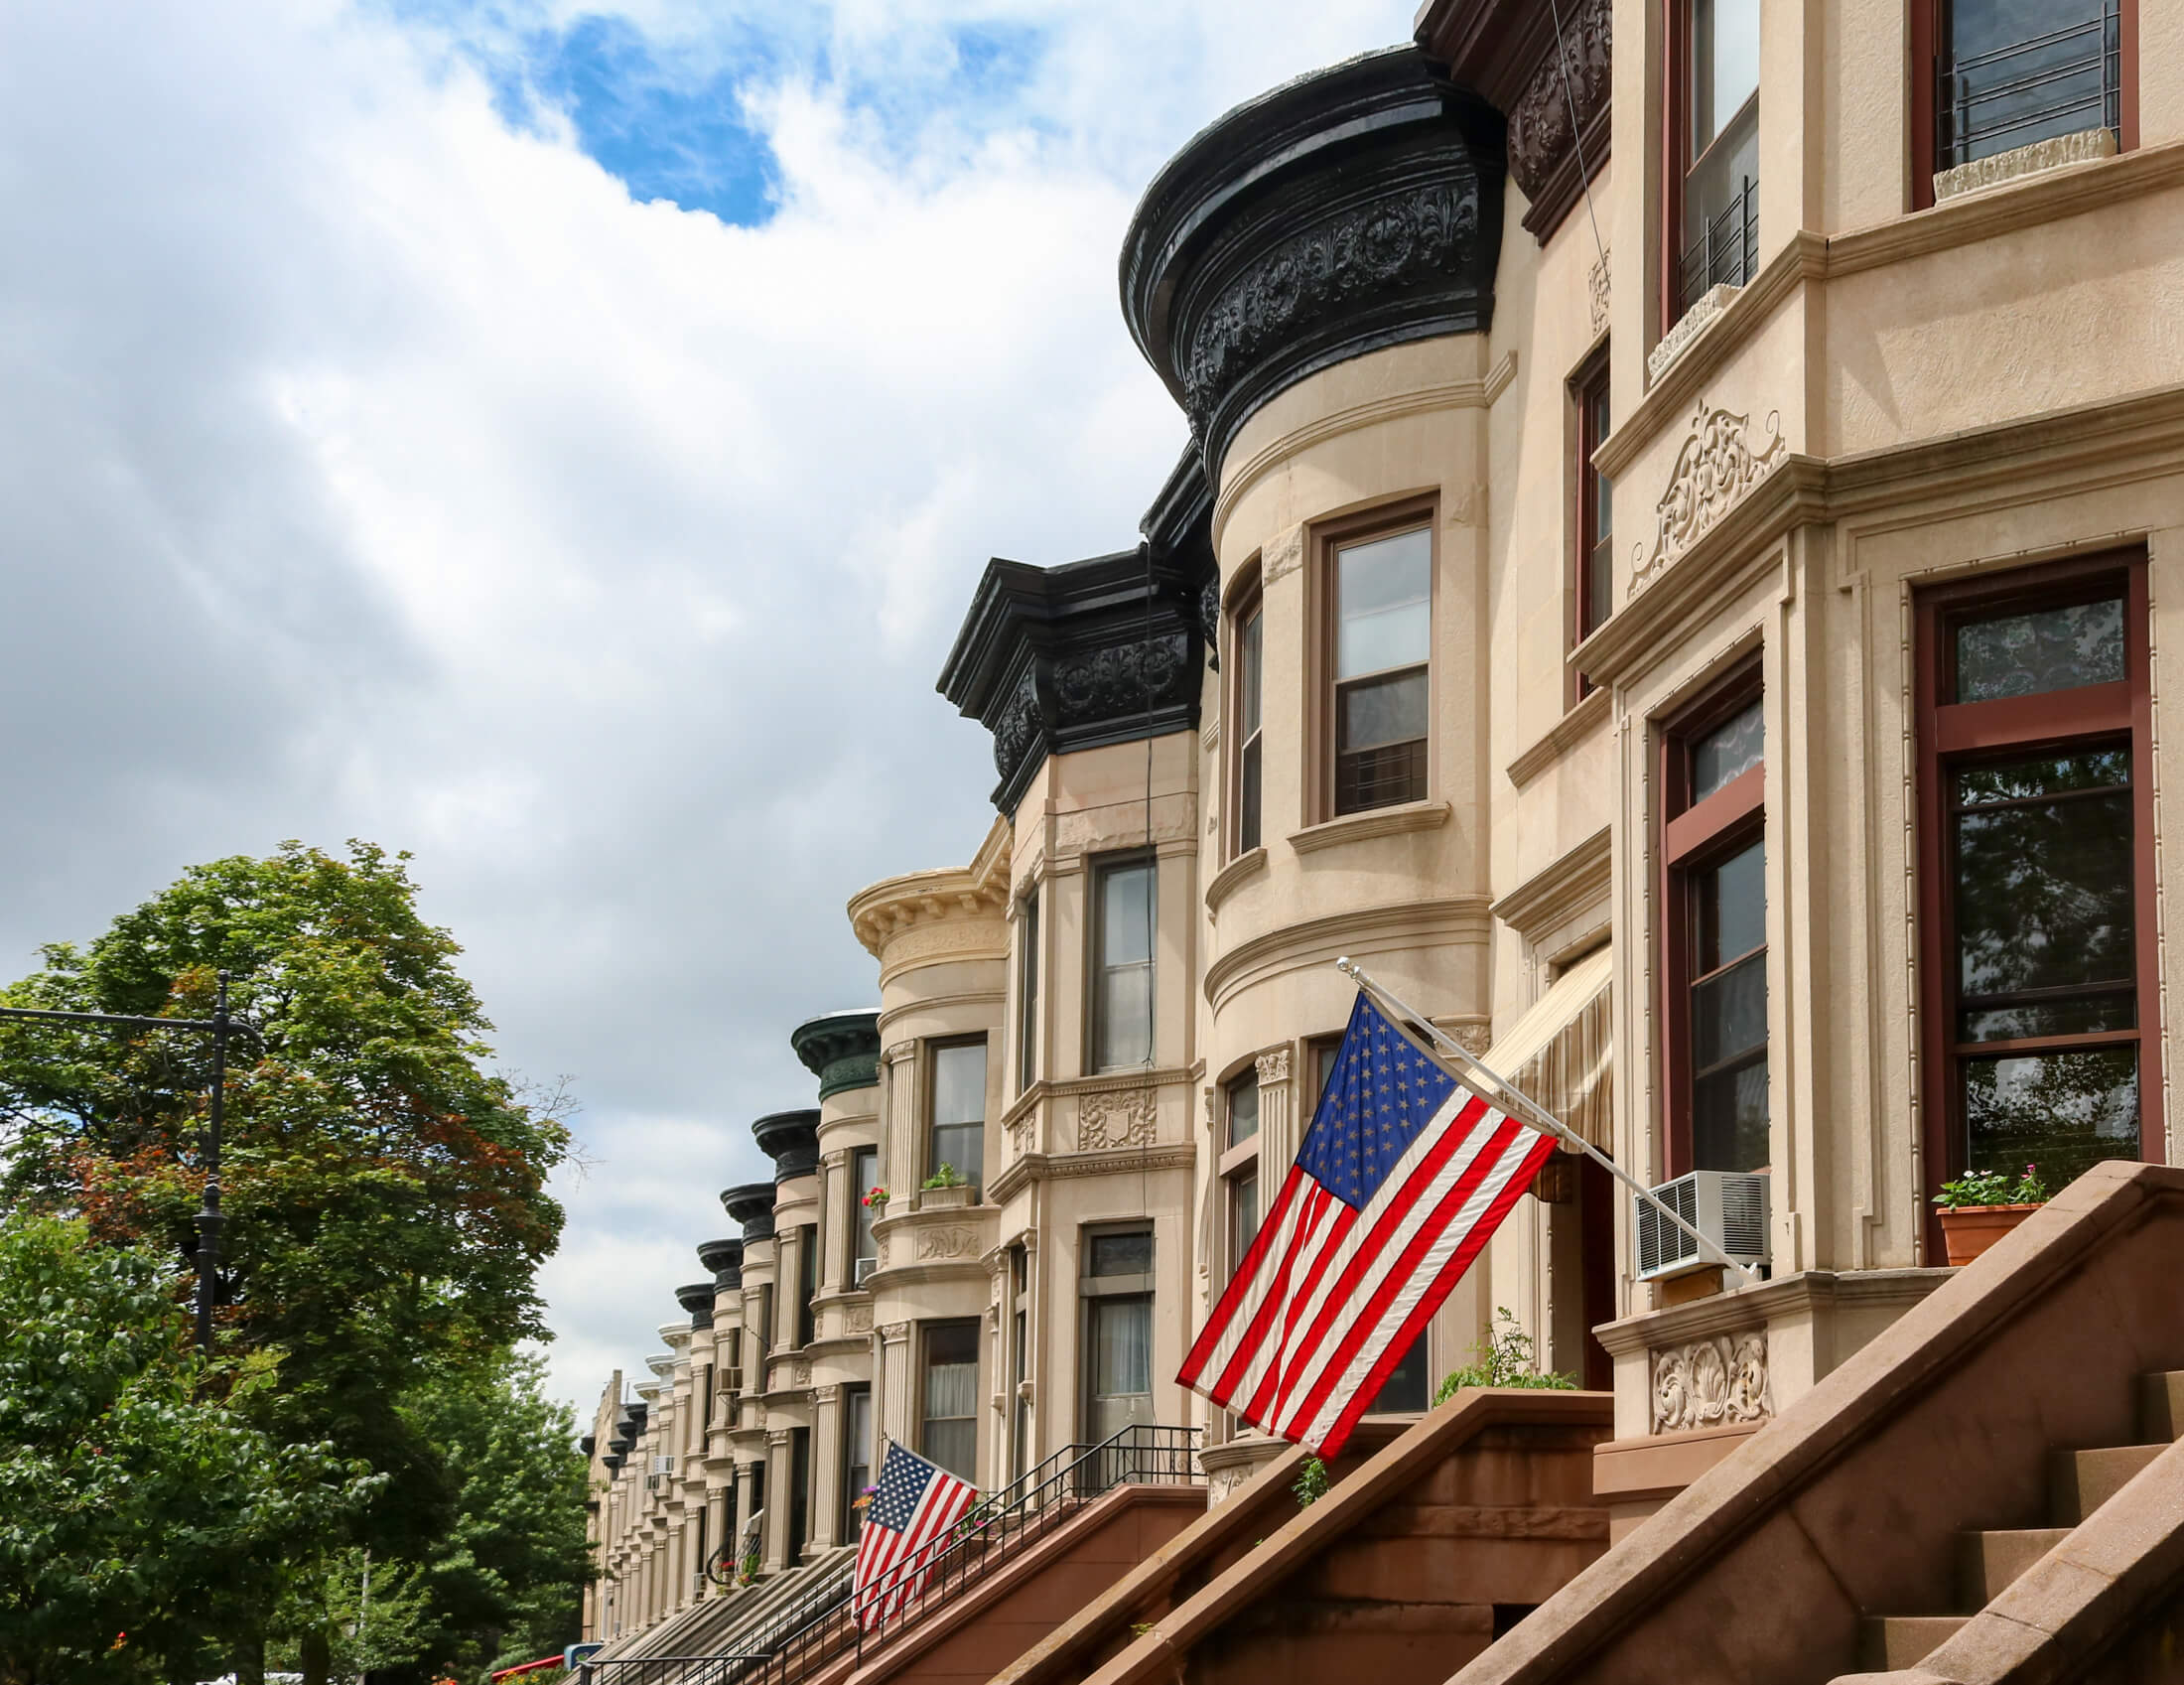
[[1078, 1087, 1158, 1151], [1633, 402, 1787, 586], [1650, 1332, 1772, 1434]]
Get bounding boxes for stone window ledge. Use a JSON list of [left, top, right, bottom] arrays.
[[1204, 846, 1268, 913], [1936, 126, 2116, 204], [1289, 798, 1451, 855]]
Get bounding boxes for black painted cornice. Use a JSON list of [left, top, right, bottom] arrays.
[[696, 1235, 744, 1289], [751, 1109, 821, 1184], [721, 1181, 776, 1241], [1120, 45, 1505, 478], [937, 461, 1215, 816], [674, 1281, 717, 1329], [789, 1009, 882, 1100]]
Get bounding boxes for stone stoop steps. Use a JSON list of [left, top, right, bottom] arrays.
[[1855, 1372, 2183, 1671], [591, 1545, 856, 1666]]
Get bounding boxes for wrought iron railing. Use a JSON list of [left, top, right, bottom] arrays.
[[584, 1425, 1200, 1685], [1679, 175, 1758, 317], [1937, 2, 2120, 171]]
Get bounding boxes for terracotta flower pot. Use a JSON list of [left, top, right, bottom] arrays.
[[1937, 1202, 2043, 1266]]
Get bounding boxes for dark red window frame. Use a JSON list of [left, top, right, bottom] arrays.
[[1913, 552, 2161, 1258], [1571, 345, 1613, 694], [1658, 665, 1765, 1179], [1909, 0, 2137, 211]]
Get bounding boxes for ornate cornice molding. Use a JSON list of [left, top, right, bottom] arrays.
[[848, 818, 1012, 959], [1121, 47, 1504, 482], [1204, 895, 1492, 1013], [1490, 827, 1611, 947], [720, 1182, 777, 1243], [789, 1009, 882, 1099], [1507, 684, 1609, 789], [751, 1110, 821, 1185], [987, 1144, 1197, 1204]]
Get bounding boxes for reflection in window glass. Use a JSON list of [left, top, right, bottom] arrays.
[[929, 1041, 986, 1193], [1691, 699, 1764, 802], [1371, 1328, 1430, 1413], [1966, 1048, 2138, 1185], [1334, 528, 1431, 814], [1089, 1230, 1153, 1278], [1943, 0, 2115, 167], [1693, 0, 1761, 155], [1691, 837, 1768, 1173], [1094, 860, 1156, 1070], [1954, 596, 2124, 703], [1227, 1071, 1259, 1146]]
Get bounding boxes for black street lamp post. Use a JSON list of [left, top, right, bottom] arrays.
[[0, 969, 249, 1351]]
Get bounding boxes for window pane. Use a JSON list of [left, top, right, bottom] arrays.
[[1337, 667, 1429, 754], [1945, 0, 2112, 165], [1227, 1073, 1260, 1146], [1693, 949, 1767, 1070], [1588, 383, 1614, 545], [1336, 529, 1432, 678], [1964, 1046, 2137, 1185], [1693, 0, 1761, 155], [1238, 739, 1263, 853], [1018, 892, 1039, 1090], [1101, 862, 1154, 967], [1239, 606, 1264, 738], [1696, 837, 1766, 972], [932, 1041, 987, 1126], [1097, 961, 1153, 1069], [1691, 699, 1763, 801], [1228, 1167, 1260, 1271], [931, 1121, 983, 1189], [1087, 1296, 1154, 1440], [1089, 1231, 1153, 1278], [1954, 596, 2124, 703], [853, 1147, 878, 1264], [1372, 1327, 1430, 1413], [923, 1321, 979, 1477], [1693, 1054, 1769, 1172], [1954, 751, 2133, 1019]]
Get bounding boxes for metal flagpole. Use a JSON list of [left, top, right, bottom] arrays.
[[1334, 956, 1760, 1290]]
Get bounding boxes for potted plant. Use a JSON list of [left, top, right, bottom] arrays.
[[1932, 1163, 2050, 1266], [862, 1185, 890, 1213], [918, 1164, 974, 1209]]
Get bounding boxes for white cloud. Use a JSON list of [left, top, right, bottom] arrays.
[[0, 0, 1416, 1419]]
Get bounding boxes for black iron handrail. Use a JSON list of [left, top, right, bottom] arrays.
[[578, 1655, 767, 1685], [1937, 3, 2119, 170], [687, 1424, 1202, 1685]]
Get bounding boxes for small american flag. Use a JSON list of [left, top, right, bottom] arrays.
[[853, 1440, 977, 1629], [1179, 990, 1555, 1456]]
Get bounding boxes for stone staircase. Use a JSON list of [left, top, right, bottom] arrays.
[[1858, 1370, 2184, 1671]]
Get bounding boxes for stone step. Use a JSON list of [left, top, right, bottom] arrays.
[[1958, 1526, 2072, 1606], [2140, 1371, 2184, 1443], [2049, 1443, 2166, 1524], [1860, 1615, 1969, 1670]]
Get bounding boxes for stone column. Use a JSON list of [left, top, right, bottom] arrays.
[[706, 1484, 731, 1588], [733, 1461, 757, 1572], [763, 1429, 792, 1573], [880, 1321, 913, 1450], [1255, 1048, 1295, 1194]]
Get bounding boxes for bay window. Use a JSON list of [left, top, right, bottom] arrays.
[[1325, 516, 1433, 815], [1671, 0, 1760, 325]]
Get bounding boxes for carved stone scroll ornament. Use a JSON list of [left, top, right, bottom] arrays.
[[1649, 1332, 1772, 1433], [1007, 1112, 1036, 1158], [1633, 403, 1787, 586], [914, 1225, 981, 1262], [1052, 634, 1190, 727], [846, 1305, 874, 1334], [1078, 1087, 1158, 1151]]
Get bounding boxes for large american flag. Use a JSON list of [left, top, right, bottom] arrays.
[[852, 1440, 977, 1630], [1179, 990, 1555, 1456]]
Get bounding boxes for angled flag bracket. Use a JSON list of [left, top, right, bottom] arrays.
[[1335, 956, 1762, 1292]]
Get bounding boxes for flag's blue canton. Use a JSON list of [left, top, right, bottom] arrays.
[[1296, 994, 1459, 1209], [868, 1444, 937, 1534]]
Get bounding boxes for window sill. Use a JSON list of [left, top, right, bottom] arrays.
[[1204, 846, 1268, 913], [1509, 686, 1611, 789], [1289, 798, 1451, 855], [1935, 126, 2116, 204], [1648, 282, 1741, 385]]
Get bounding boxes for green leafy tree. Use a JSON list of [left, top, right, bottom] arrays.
[[0, 1212, 373, 1685], [0, 842, 578, 1677]]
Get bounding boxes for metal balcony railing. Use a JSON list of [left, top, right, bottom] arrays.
[[579, 1425, 1202, 1685], [1678, 174, 1758, 318], [1937, 2, 2120, 171]]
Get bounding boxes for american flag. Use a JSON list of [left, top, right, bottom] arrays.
[[1179, 990, 1555, 1456], [853, 1440, 977, 1630]]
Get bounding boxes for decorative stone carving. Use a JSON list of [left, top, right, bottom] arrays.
[[1052, 634, 1190, 727], [846, 1305, 874, 1334], [1199, 578, 1222, 670], [1182, 180, 1484, 441], [1008, 1111, 1036, 1157], [992, 670, 1042, 783], [1650, 1332, 1772, 1434], [1506, 0, 1611, 209], [914, 1226, 981, 1262], [878, 1322, 909, 1344], [1633, 402, 1787, 585], [1253, 1048, 1292, 1086], [1646, 283, 1737, 383], [876, 1236, 889, 1267], [1450, 1022, 1492, 1057], [1588, 246, 1611, 337], [1079, 1087, 1158, 1151]]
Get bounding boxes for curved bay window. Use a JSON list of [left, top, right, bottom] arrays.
[[1917, 558, 2159, 1218], [1663, 682, 1768, 1176], [927, 1038, 987, 1195], [1232, 585, 1265, 853]]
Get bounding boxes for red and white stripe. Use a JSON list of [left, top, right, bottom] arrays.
[[853, 1451, 976, 1629], [1179, 1086, 1555, 1456]]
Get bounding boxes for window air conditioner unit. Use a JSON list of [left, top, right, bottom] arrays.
[[652, 1454, 677, 1477], [1635, 1170, 1770, 1281], [854, 1256, 878, 1286], [722, 1369, 744, 1394]]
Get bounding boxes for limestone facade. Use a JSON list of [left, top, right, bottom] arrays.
[[586, 0, 2184, 1640]]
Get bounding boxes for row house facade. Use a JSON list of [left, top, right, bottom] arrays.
[[585, 0, 2184, 1656]]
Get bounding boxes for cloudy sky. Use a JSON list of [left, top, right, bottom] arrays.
[[0, 0, 1414, 1418]]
